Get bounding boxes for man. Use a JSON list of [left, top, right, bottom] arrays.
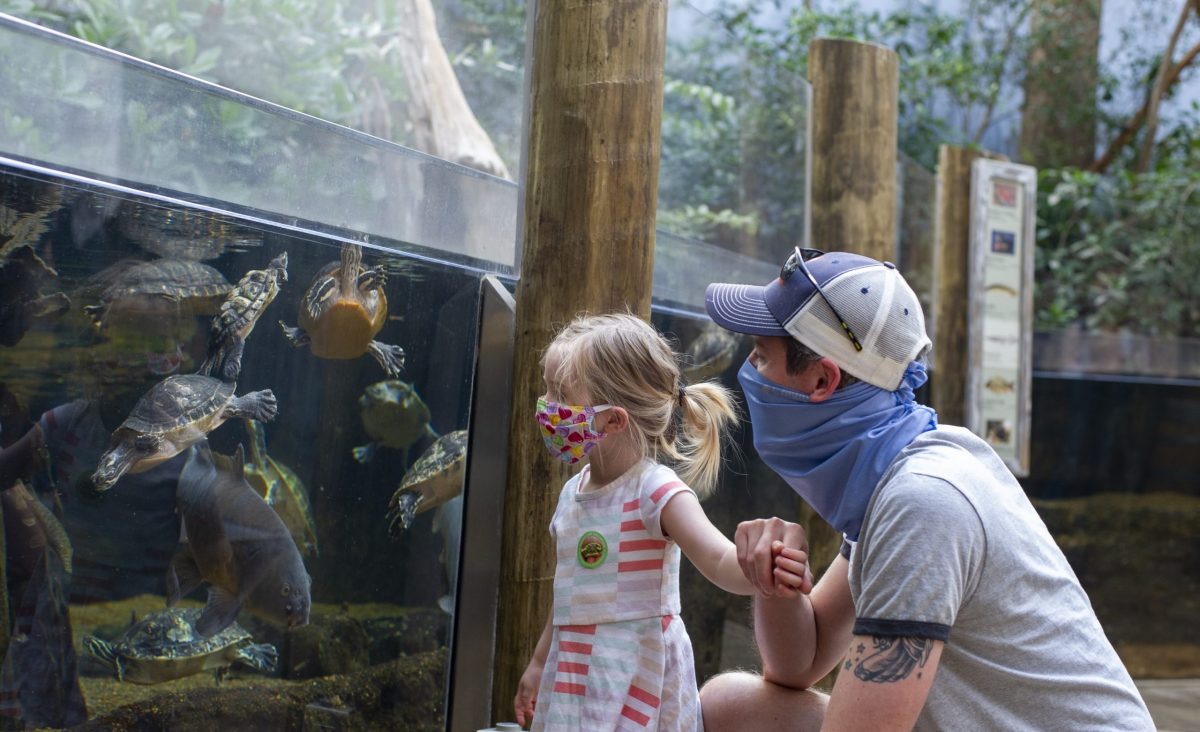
[[700, 249, 1152, 731]]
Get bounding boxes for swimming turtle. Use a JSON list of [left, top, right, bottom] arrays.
[[352, 379, 436, 463], [0, 245, 69, 347], [83, 607, 277, 684], [682, 322, 742, 382], [278, 242, 405, 377], [83, 258, 232, 332], [386, 429, 468, 536], [243, 419, 319, 558], [200, 252, 289, 382], [119, 202, 262, 261], [92, 374, 277, 491]]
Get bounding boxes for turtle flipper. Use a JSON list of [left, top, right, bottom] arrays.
[[236, 643, 279, 673], [200, 337, 245, 383], [225, 389, 277, 423], [166, 551, 204, 606], [278, 321, 310, 348], [83, 635, 117, 668], [367, 340, 405, 377], [305, 277, 337, 321], [356, 265, 387, 293], [352, 441, 378, 463], [197, 586, 242, 638]]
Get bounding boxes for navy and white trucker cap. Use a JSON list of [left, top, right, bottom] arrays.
[[704, 251, 931, 391]]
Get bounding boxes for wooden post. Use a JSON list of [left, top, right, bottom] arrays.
[[802, 38, 899, 581], [491, 0, 668, 720], [932, 145, 1006, 425], [808, 38, 898, 262]]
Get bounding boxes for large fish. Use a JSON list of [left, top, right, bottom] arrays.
[[169, 444, 311, 638]]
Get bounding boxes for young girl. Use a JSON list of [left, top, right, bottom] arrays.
[[514, 313, 808, 731]]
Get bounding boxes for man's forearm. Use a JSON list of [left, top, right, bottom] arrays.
[[755, 591, 820, 688]]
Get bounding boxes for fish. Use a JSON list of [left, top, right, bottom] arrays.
[[169, 444, 311, 638]]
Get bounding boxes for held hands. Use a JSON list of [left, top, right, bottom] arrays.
[[735, 517, 814, 598], [514, 658, 543, 728]]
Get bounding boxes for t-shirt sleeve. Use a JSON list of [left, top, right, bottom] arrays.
[[639, 466, 697, 541], [852, 473, 984, 642]]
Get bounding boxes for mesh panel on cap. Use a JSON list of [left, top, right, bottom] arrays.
[[791, 264, 931, 389]]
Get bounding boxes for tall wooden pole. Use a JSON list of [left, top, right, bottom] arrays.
[[808, 38, 898, 262], [802, 39, 899, 571], [491, 0, 667, 720], [932, 145, 1006, 425]]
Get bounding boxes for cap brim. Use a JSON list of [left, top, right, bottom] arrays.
[[705, 282, 790, 337]]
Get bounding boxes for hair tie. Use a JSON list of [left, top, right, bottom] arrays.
[[677, 380, 687, 408]]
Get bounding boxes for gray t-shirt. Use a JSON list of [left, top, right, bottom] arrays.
[[848, 425, 1153, 731]]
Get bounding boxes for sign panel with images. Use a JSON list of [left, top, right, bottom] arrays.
[[966, 159, 1036, 476]]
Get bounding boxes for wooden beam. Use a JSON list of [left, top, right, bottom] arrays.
[[932, 145, 1006, 425], [491, 0, 668, 720], [808, 38, 898, 261]]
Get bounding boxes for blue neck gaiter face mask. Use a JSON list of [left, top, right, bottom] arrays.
[[738, 360, 938, 541]]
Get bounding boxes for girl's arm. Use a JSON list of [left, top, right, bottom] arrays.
[[514, 609, 553, 727], [661, 491, 807, 596]]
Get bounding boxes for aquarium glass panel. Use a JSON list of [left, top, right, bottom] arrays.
[[0, 13, 519, 272], [0, 160, 482, 729], [659, 1, 811, 265]]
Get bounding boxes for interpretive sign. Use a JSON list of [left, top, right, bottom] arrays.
[[966, 159, 1036, 476]]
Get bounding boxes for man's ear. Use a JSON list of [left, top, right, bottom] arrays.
[[599, 406, 629, 434], [808, 358, 843, 403]]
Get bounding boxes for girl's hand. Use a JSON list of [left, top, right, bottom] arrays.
[[514, 659, 543, 727], [771, 541, 814, 597]]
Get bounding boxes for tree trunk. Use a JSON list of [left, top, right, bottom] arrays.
[[1019, 0, 1102, 169], [491, 0, 667, 721], [394, 0, 511, 179]]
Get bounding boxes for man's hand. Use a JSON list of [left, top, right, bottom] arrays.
[[735, 518, 812, 596]]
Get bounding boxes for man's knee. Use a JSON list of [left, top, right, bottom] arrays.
[[700, 671, 827, 731]]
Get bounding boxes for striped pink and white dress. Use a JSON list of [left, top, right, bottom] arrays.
[[532, 460, 703, 732]]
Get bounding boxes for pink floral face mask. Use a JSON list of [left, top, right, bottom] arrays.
[[535, 397, 613, 464]]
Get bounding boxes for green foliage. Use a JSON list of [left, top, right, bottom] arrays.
[[1036, 166, 1200, 338]]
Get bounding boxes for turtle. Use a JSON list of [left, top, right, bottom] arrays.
[[200, 252, 289, 382], [92, 374, 277, 491], [83, 258, 232, 332], [83, 607, 277, 684], [278, 241, 405, 377], [119, 202, 262, 261], [0, 245, 70, 347], [352, 379, 436, 463], [242, 418, 319, 558], [681, 322, 743, 382], [386, 429, 468, 536]]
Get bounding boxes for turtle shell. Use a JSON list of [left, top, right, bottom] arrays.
[[111, 608, 251, 662], [400, 430, 468, 489], [122, 375, 234, 435], [101, 259, 231, 303], [387, 430, 468, 535], [211, 252, 285, 336], [119, 203, 262, 261]]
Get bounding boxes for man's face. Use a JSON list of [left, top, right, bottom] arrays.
[[747, 335, 825, 395]]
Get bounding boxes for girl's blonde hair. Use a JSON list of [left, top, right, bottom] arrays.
[[545, 312, 737, 497]]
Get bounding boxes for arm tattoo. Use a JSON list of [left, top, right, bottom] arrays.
[[850, 636, 933, 683]]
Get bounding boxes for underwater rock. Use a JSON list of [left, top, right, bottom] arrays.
[[280, 613, 370, 680], [73, 648, 447, 731]]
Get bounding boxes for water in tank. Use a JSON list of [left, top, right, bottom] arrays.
[[0, 165, 485, 729]]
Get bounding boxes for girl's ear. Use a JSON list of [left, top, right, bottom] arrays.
[[599, 406, 629, 435]]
